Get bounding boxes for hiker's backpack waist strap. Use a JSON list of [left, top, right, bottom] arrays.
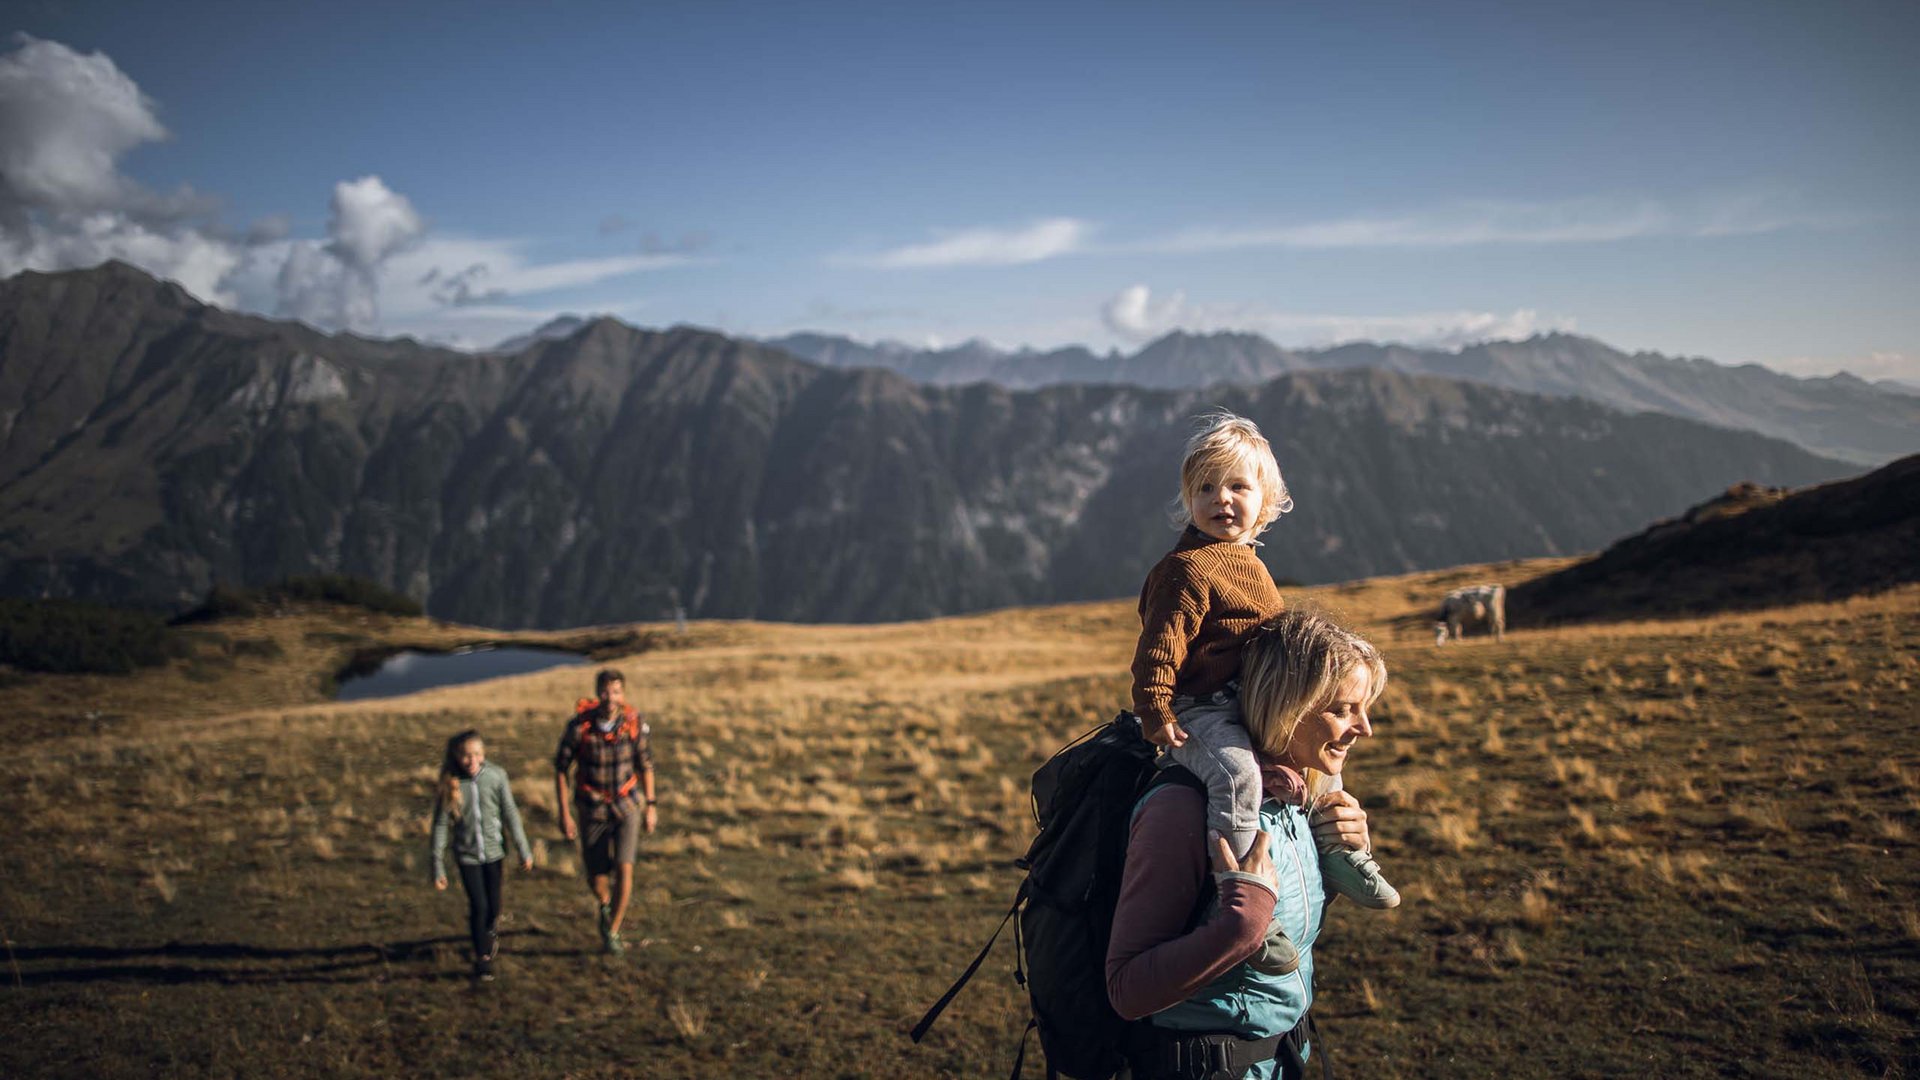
[[578, 774, 638, 803], [1126, 1015, 1315, 1080]]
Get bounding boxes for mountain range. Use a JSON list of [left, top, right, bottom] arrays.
[[0, 262, 1866, 628], [750, 329, 1918, 468]]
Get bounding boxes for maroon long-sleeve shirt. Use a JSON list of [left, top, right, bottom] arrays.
[[1105, 783, 1278, 1020]]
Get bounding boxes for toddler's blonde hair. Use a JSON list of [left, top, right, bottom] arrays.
[[1172, 410, 1292, 537]]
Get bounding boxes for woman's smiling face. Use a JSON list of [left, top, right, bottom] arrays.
[[1280, 666, 1374, 776]]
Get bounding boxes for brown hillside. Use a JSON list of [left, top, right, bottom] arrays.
[[1509, 453, 1920, 626], [0, 564, 1916, 1077]]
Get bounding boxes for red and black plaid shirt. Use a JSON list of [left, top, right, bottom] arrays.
[[554, 707, 652, 821]]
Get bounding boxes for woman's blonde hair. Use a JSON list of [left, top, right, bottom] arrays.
[[437, 730, 483, 821], [1239, 610, 1387, 800], [1172, 410, 1293, 536]]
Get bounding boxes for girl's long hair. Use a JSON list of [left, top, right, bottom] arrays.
[[437, 730, 483, 821]]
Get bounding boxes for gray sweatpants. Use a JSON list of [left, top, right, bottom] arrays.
[[1165, 688, 1263, 861]]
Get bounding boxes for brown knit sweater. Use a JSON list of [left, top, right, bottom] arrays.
[[1130, 525, 1285, 740]]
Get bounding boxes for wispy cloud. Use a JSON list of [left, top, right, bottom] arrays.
[[1099, 284, 1573, 349], [1762, 350, 1920, 383], [1148, 193, 1823, 253], [837, 192, 1824, 274], [840, 217, 1093, 268]]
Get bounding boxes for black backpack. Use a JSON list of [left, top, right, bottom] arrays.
[[911, 712, 1205, 1080]]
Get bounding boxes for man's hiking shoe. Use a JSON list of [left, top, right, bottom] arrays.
[[1249, 925, 1300, 976], [1322, 847, 1401, 909], [597, 903, 612, 943], [604, 930, 625, 955]]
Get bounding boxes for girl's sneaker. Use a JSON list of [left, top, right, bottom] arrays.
[[1321, 848, 1400, 909]]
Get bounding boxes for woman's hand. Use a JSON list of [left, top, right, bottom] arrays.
[[521, 857, 535, 872], [1210, 829, 1275, 890], [643, 803, 658, 834], [434, 876, 447, 891], [1309, 790, 1372, 853]]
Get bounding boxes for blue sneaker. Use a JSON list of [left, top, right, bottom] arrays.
[[1322, 848, 1400, 909]]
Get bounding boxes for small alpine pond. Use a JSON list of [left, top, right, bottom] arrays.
[[334, 645, 587, 702]]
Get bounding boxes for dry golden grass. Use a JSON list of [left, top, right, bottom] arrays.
[[0, 565, 1916, 1077]]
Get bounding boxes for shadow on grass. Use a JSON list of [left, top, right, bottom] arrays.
[[7, 931, 593, 987]]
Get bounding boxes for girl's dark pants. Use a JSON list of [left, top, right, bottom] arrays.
[[457, 859, 504, 959]]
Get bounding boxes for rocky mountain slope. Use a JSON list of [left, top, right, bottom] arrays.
[[1507, 453, 1920, 625], [762, 329, 1919, 467], [0, 263, 1862, 627]]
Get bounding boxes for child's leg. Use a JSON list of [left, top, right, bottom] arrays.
[[1315, 774, 1400, 909], [457, 862, 491, 959], [480, 860, 504, 956], [1168, 695, 1301, 973], [1165, 696, 1262, 861]]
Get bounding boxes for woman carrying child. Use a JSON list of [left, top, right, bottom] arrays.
[[1108, 608, 1388, 1078], [430, 729, 533, 981], [1131, 412, 1398, 976]]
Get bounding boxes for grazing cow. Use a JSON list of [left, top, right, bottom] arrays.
[[1435, 584, 1506, 645]]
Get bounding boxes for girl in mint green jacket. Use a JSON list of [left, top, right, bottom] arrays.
[[430, 730, 532, 980]]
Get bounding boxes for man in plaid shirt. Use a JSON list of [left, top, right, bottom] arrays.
[[555, 668, 656, 954]]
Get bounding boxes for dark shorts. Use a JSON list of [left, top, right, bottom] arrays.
[[578, 807, 640, 876]]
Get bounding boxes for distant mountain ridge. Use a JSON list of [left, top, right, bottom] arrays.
[[0, 262, 1861, 628], [489, 314, 589, 354], [756, 329, 1919, 468]]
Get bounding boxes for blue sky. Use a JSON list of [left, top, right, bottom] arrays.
[[3, 0, 1916, 378]]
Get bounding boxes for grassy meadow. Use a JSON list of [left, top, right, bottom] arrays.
[[0, 561, 1916, 1078]]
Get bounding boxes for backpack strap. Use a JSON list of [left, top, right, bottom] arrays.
[[1144, 764, 1205, 798], [1126, 1011, 1329, 1080], [910, 882, 1027, 1044]]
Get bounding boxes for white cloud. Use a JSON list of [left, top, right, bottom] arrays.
[[270, 176, 426, 329], [1101, 283, 1188, 342], [327, 175, 423, 271], [845, 217, 1092, 268], [1097, 284, 1573, 349], [1151, 193, 1818, 253], [0, 33, 166, 213], [234, 229, 698, 335], [0, 34, 234, 299], [0, 35, 692, 341], [0, 210, 241, 302]]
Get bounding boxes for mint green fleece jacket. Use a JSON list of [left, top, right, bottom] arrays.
[[429, 762, 532, 882]]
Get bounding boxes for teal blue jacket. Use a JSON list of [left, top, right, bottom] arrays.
[[429, 762, 532, 881], [1146, 793, 1325, 1078]]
